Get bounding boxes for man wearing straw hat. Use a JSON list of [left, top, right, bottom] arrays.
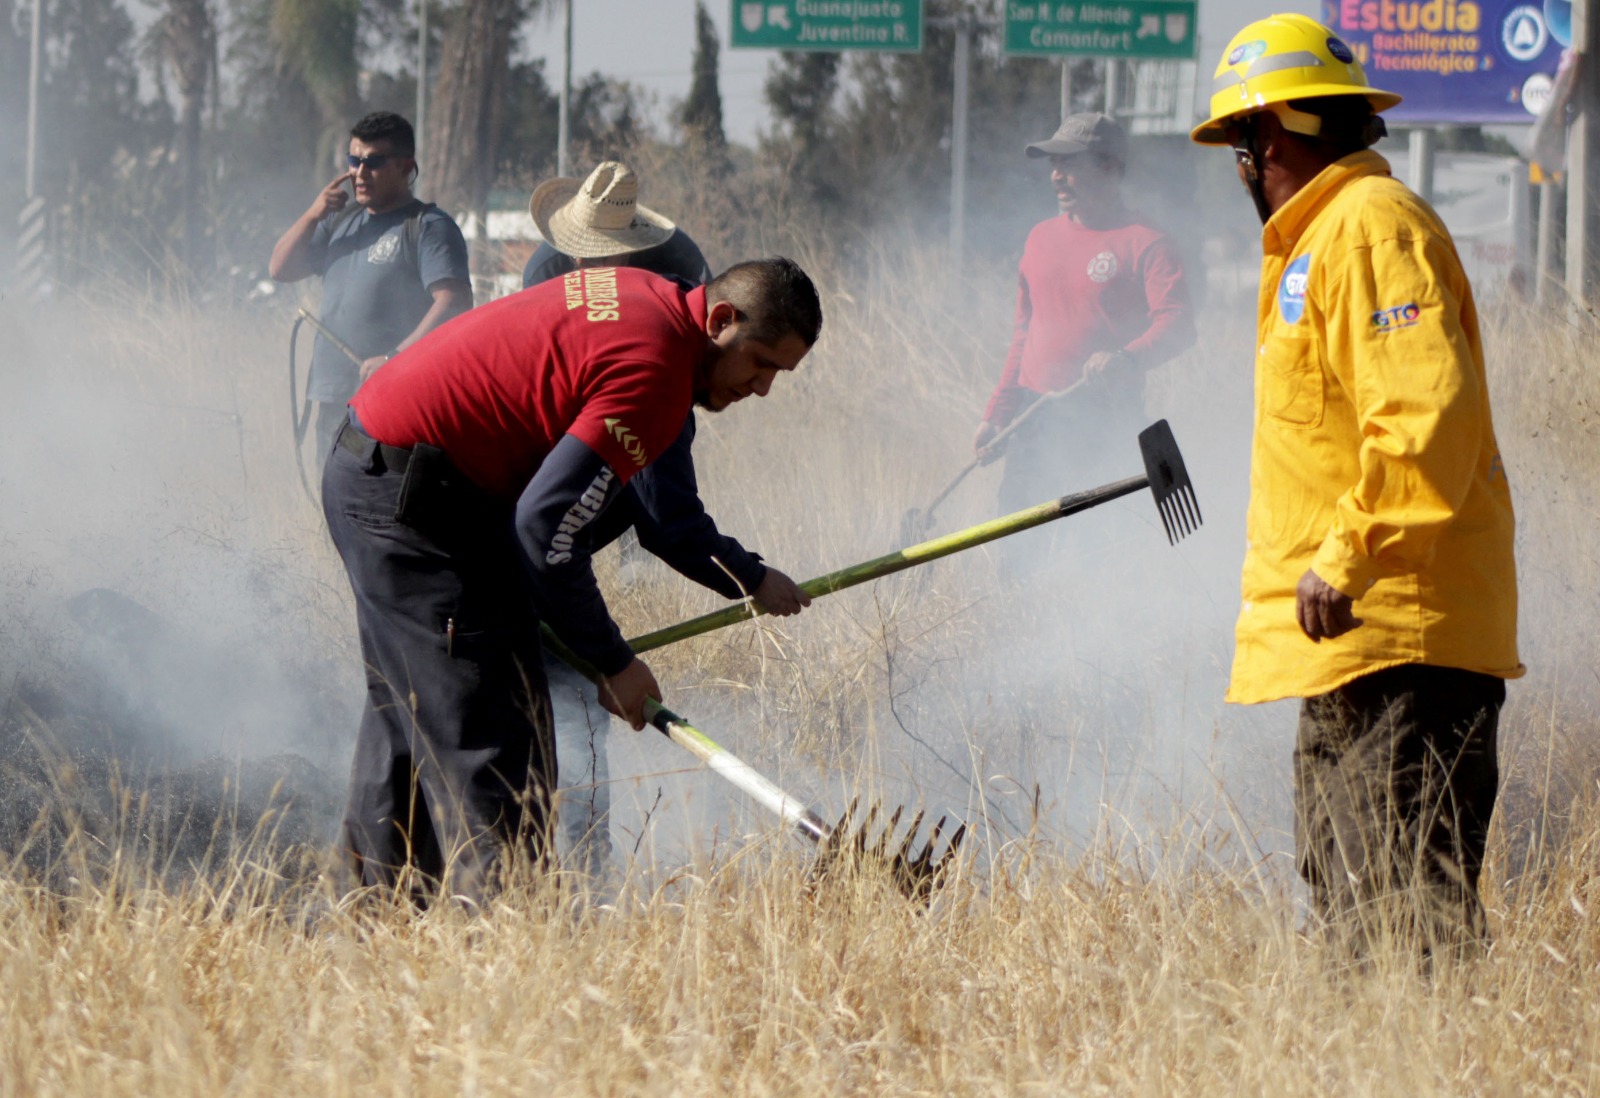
[[523, 161, 811, 883], [974, 112, 1194, 539], [1192, 14, 1521, 955], [524, 160, 712, 289]]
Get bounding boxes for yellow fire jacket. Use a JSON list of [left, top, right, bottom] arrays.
[[1228, 151, 1522, 704]]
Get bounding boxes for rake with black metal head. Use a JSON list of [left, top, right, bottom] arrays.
[[539, 629, 967, 902], [542, 420, 1199, 901], [628, 419, 1201, 654]]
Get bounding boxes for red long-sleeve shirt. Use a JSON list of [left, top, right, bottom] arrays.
[[983, 211, 1194, 427]]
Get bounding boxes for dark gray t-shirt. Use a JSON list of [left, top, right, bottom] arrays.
[[307, 200, 470, 403]]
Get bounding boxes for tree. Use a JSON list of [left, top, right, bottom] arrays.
[[678, 1, 725, 164], [22, 0, 174, 282], [492, 56, 559, 191], [147, 0, 217, 273], [763, 50, 841, 208], [568, 73, 647, 162], [423, 0, 538, 217], [225, 0, 362, 190], [268, 0, 361, 174]]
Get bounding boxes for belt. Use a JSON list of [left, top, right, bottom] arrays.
[[337, 418, 414, 473]]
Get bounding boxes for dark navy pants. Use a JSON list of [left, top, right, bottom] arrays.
[[322, 420, 554, 905], [1295, 664, 1503, 955], [996, 379, 1145, 576]]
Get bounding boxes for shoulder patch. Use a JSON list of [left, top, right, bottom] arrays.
[[604, 417, 647, 467], [1371, 302, 1421, 332]]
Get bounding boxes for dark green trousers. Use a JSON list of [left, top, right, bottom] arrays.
[[1295, 664, 1504, 956]]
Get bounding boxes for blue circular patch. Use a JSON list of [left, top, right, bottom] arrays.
[[1547, 0, 1573, 47], [1228, 39, 1268, 66], [1278, 254, 1312, 324], [1326, 36, 1354, 63]]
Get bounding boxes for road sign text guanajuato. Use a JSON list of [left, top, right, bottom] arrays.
[[729, 1, 924, 52]]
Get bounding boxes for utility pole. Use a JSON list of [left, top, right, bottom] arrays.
[[1408, 128, 1435, 204], [1060, 57, 1070, 121], [949, 13, 971, 270], [1537, 177, 1563, 304], [1568, 0, 1600, 314], [17, 0, 46, 295], [25, 0, 40, 199], [416, 0, 428, 175], [558, 0, 573, 177]]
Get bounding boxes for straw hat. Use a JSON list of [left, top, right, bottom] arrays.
[[528, 161, 676, 258]]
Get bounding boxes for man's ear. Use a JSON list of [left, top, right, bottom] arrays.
[[706, 299, 739, 339], [1255, 111, 1287, 162]]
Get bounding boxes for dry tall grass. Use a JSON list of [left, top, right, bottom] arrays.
[[2, 241, 1599, 1095]]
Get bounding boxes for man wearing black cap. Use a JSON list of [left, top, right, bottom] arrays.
[[974, 113, 1195, 542]]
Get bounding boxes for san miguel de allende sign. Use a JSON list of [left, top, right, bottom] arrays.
[[1323, 0, 1570, 123]]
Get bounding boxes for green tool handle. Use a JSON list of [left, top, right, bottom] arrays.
[[296, 307, 364, 368], [538, 626, 832, 845], [628, 473, 1150, 654]]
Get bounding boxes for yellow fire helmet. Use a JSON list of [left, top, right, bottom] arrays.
[[1190, 13, 1401, 145]]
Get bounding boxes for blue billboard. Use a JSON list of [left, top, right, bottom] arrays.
[[1323, 0, 1569, 123]]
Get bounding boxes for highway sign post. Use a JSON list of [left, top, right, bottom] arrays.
[[730, 1, 923, 52], [1003, 0, 1197, 59], [16, 196, 46, 296]]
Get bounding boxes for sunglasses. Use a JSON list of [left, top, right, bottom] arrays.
[[346, 152, 408, 171]]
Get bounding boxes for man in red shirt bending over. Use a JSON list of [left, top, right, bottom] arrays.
[[975, 113, 1194, 549], [323, 257, 822, 904]]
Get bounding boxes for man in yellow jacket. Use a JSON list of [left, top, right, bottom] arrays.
[[1193, 14, 1522, 955]]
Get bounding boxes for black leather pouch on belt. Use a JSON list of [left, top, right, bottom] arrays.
[[393, 441, 453, 530]]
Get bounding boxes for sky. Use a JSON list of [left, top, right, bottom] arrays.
[[520, 2, 787, 147]]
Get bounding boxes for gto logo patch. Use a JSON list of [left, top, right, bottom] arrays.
[[1372, 302, 1421, 332], [1277, 253, 1311, 324]]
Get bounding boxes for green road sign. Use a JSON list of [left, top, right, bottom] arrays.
[[729, 1, 923, 52], [1004, 1, 1197, 59]]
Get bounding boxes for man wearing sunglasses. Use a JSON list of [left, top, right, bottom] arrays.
[[972, 112, 1193, 571], [269, 111, 472, 466]]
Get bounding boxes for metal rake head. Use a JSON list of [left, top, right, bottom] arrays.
[[811, 798, 967, 904], [1137, 419, 1202, 545]]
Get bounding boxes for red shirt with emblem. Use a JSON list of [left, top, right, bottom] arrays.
[[351, 268, 706, 499], [982, 211, 1192, 427]]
